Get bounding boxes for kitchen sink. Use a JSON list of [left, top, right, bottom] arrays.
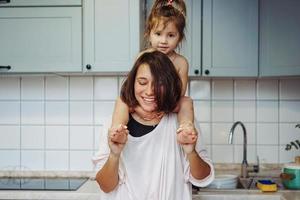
[[194, 176, 285, 192], [237, 176, 285, 190]]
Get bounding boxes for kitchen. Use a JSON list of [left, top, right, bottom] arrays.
[[0, 0, 300, 199]]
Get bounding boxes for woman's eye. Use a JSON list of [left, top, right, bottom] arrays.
[[138, 81, 147, 85]]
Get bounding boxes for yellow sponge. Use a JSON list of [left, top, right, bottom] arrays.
[[256, 180, 277, 192]]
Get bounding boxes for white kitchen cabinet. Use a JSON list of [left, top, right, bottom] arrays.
[[0, 0, 81, 6], [202, 0, 258, 77], [0, 1, 82, 73], [259, 0, 300, 76], [180, 0, 202, 76], [83, 0, 144, 73]]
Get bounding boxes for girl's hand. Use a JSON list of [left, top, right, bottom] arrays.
[[108, 124, 129, 156], [176, 122, 197, 154]]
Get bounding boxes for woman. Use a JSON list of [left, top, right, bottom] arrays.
[[93, 51, 214, 200]]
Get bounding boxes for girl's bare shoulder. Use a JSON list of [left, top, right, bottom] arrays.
[[173, 53, 189, 71]]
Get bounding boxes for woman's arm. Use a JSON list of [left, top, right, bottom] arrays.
[[96, 125, 128, 193], [95, 153, 120, 193], [187, 150, 211, 180], [177, 124, 211, 180]]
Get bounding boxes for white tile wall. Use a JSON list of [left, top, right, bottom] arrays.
[[45, 76, 69, 100], [0, 77, 20, 100], [212, 80, 233, 100], [0, 76, 300, 171]]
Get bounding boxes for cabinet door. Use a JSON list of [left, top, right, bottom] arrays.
[[0, 7, 82, 73], [83, 0, 143, 73], [202, 0, 258, 77], [260, 0, 300, 76], [180, 0, 202, 76], [0, 0, 81, 6]]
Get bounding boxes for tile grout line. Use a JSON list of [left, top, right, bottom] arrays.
[[43, 76, 46, 170], [68, 76, 71, 171], [19, 76, 22, 170]]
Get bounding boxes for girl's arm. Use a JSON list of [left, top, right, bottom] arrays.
[[111, 97, 129, 128], [111, 97, 130, 143], [176, 96, 194, 126], [175, 56, 194, 127], [176, 55, 189, 96]]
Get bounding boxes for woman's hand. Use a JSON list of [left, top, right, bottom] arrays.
[[109, 124, 129, 156], [176, 122, 197, 154]]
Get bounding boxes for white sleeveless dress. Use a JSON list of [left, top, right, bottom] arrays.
[[92, 113, 214, 200]]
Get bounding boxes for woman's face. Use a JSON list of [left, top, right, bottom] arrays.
[[134, 63, 158, 113]]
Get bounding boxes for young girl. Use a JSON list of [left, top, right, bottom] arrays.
[[110, 0, 196, 144]]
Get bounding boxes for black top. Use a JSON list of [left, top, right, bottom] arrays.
[[127, 114, 158, 137]]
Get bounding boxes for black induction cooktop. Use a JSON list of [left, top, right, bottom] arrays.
[[0, 177, 88, 191]]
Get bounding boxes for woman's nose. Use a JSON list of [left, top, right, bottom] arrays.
[[146, 84, 154, 95]]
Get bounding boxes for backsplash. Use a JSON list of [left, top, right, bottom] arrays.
[[0, 76, 300, 171]]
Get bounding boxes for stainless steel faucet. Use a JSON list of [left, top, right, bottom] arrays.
[[229, 121, 259, 178]]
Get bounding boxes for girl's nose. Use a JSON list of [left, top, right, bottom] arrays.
[[160, 36, 167, 43]]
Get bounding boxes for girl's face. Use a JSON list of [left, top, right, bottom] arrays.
[[134, 63, 158, 113], [149, 21, 180, 56]]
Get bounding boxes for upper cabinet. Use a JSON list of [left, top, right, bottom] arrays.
[[180, 0, 202, 76], [0, 0, 82, 73], [259, 0, 300, 76], [83, 0, 144, 73], [201, 0, 258, 77]]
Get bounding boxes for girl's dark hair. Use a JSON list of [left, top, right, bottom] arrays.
[[145, 0, 186, 47], [121, 51, 182, 113]]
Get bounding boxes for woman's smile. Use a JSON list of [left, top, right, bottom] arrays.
[[134, 64, 158, 112]]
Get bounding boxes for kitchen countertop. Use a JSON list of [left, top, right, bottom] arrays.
[[0, 179, 299, 200], [1, 164, 299, 200]]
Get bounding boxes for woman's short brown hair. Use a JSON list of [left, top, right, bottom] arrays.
[[121, 51, 182, 113]]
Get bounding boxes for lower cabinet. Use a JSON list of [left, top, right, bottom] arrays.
[[0, 7, 82, 73]]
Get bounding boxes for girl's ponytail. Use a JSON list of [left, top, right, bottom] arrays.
[[151, 0, 186, 17]]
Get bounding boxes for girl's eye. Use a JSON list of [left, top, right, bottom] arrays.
[[169, 34, 175, 38], [155, 32, 161, 36]]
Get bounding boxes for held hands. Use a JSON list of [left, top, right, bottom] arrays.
[[176, 122, 198, 154], [108, 124, 129, 156]]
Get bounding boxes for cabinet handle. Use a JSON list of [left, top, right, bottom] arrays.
[[86, 64, 92, 70], [0, 65, 11, 70], [194, 69, 200, 75], [204, 69, 210, 75], [0, 0, 10, 4]]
